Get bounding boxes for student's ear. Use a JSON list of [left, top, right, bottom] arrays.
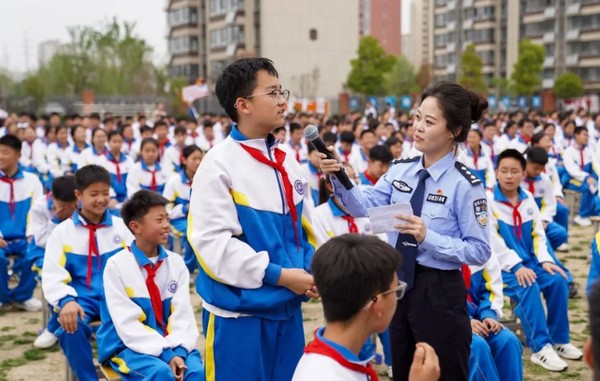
[[584, 337, 595, 370], [74, 189, 82, 202], [234, 98, 251, 118], [128, 220, 142, 235], [370, 296, 384, 319]]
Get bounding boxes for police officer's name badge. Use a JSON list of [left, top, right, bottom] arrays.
[[473, 198, 488, 227]]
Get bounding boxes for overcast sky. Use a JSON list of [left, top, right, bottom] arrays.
[[1, 0, 410, 74]]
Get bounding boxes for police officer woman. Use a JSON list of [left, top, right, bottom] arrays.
[[320, 82, 491, 381]]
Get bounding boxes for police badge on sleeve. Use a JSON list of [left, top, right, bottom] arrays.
[[473, 199, 488, 227]]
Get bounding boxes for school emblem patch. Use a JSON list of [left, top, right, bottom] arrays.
[[167, 280, 178, 293], [294, 180, 304, 195], [473, 199, 488, 227], [392, 180, 413, 193], [112, 235, 122, 244], [527, 208, 534, 216]]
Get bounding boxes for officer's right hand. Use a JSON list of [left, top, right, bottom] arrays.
[[409, 342, 440, 381], [59, 301, 85, 334], [514, 266, 537, 287], [318, 146, 342, 175], [277, 268, 315, 295]]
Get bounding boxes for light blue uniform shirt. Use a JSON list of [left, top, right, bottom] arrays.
[[332, 150, 491, 270]]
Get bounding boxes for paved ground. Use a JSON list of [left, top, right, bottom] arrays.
[[0, 224, 594, 380]]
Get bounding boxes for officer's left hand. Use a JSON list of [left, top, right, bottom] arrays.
[[542, 262, 568, 279], [395, 214, 427, 244]]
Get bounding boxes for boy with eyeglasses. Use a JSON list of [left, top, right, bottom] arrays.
[[292, 234, 440, 381]]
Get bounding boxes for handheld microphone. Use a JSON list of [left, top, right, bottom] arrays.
[[303, 125, 354, 190]]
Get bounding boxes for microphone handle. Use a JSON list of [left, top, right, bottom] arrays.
[[308, 139, 355, 190]]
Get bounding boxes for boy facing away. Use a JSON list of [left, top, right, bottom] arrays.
[[98, 190, 203, 381]]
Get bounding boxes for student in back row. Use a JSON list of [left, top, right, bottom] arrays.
[[42, 165, 134, 380], [98, 190, 204, 380]]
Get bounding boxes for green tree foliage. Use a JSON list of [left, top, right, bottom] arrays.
[[415, 62, 432, 91], [459, 44, 487, 94], [553, 72, 584, 99], [347, 36, 396, 95], [385, 55, 420, 95], [511, 39, 545, 96], [21, 18, 163, 99]]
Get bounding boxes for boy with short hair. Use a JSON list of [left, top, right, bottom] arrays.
[[0, 134, 44, 311], [153, 121, 172, 159], [189, 58, 317, 381], [29, 176, 78, 349], [292, 234, 440, 381], [42, 165, 134, 380], [284, 122, 308, 163], [351, 129, 376, 173], [358, 145, 393, 186], [98, 190, 204, 380], [162, 126, 188, 177], [489, 149, 582, 372]]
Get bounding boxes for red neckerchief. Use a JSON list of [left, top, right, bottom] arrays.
[[362, 170, 377, 185], [291, 141, 301, 162], [158, 139, 169, 158], [522, 134, 532, 144], [462, 264, 472, 303], [144, 165, 159, 192], [240, 144, 300, 249], [106, 152, 123, 181], [500, 200, 523, 239], [0, 175, 17, 216], [142, 259, 167, 335], [341, 215, 359, 233], [580, 146, 586, 171], [525, 178, 535, 194], [472, 149, 479, 170], [82, 221, 106, 288], [304, 331, 378, 381]]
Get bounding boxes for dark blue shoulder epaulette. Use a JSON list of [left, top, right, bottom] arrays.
[[455, 162, 482, 185], [391, 156, 421, 166]]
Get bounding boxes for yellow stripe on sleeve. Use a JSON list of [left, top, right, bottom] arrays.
[[301, 215, 317, 249], [205, 313, 216, 381]]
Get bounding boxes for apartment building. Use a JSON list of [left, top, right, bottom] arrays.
[[166, 0, 205, 82]]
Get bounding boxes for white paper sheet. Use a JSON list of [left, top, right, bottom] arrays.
[[367, 203, 414, 234]]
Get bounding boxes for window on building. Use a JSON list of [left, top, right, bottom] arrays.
[[209, 0, 244, 17], [309, 29, 317, 41], [209, 25, 245, 48]]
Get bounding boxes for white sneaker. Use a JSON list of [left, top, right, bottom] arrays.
[[33, 329, 58, 349], [556, 243, 569, 252], [574, 215, 592, 227], [554, 343, 583, 360], [386, 365, 393, 378], [530, 344, 568, 372], [13, 298, 43, 312]]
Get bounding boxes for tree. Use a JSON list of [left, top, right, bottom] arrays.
[[415, 62, 433, 91], [491, 76, 513, 96], [385, 55, 420, 95], [554, 72, 584, 99], [346, 36, 396, 95], [511, 39, 545, 96], [458, 44, 487, 94]]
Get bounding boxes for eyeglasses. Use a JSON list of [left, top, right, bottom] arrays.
[[363, 281, 408, 311], [246, 89, 290, 103]]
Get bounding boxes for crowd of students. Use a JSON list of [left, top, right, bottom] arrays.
[[0, 70, 600, 380]]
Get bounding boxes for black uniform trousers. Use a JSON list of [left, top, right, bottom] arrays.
[[390, 264, 471, 381]]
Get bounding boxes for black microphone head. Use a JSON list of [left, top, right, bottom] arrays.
[[303, 124, 319, 141]]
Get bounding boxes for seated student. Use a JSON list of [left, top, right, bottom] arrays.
[[588, 232, 600, 297], [102, 131, 134, 204], [65, 125, 89, 175], [385, 136, 403, 161], [489, 149, 582, 372], [29, 176, 78, 349], [466, 255, 523, 381], [351, 129, 377, 173], [163, 145, 203, 274], [46, 125, 71, 179], [532, 132, 570, 235], [508, 118, 535, 154], [292, 234, 440, 381], [194, 120, 219, 152], [494, 120, 518, 154], [272, 126, 287, 145], [561, 126, 600, 227], [153, 120, 172, 160], [0, 134, 44, 311], [480, 121, 497, 166], [337, 131, 358, 163], [126, 138, 168, 197], [78, 127, 108, 168], [98, 190, 204, 381], [282, 122, 308, 163], [161, 126, 187, 177], [120, 124, 137, 160], [458, 129, 496, 188], [358, 145, 393, 187], [42, 165, 134, 381], [300, 144, 323, 206]]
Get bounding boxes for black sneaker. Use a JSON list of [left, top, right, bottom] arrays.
[[568, 283, 579, 299]]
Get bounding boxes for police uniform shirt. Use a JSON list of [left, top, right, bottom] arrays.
[[332, 150, 491, 270]]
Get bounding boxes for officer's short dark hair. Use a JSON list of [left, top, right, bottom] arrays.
[[52, 176, 77, 202], [369, 145, 393, 163], [121, 190, 169, 229], [215, 58, 279, 123], [74, 165, 111, 192], [526, 147, 549, 166], [0, 135, 22, 152], [311, 234, 401, 322], [497, 149, 526, 171]]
